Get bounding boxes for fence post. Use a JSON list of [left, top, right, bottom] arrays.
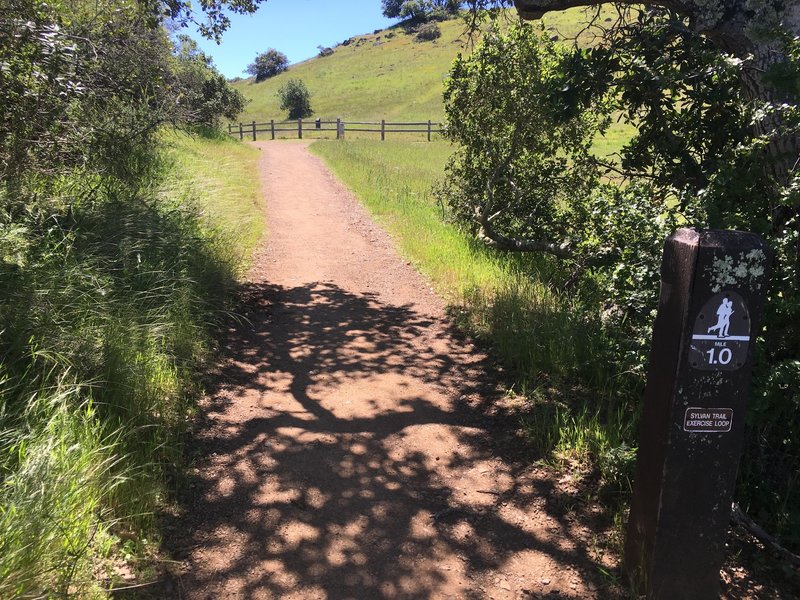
[[298, 119, 302, 139], [270, 119, 275, 140], [228, 123, 232, 135], [381, 119, 385, 141], [427, 119, 432, 142], [336, 118, 341, 140], [252, 120, 256, 142], [238, 122, 243, 141]]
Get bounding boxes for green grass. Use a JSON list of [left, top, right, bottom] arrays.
[[232, 7, 623, 125], [310, 139, 640, 481], [0, 130, 263, 597], [233, 19, 463, 123], [164, 128, 265, 261]]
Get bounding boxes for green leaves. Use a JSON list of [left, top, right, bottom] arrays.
[[276, 78, 313, 120], [246, 48, 288, 82], [172, 35, 247, 126], [440, 22, 606, 254]]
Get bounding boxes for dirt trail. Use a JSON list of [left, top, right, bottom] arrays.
[[179, 141, 607, 599]]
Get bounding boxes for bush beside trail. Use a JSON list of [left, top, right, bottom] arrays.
[[0, 0, 254, 595], [438, 19, 800, 554]]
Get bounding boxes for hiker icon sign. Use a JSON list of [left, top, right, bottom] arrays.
[[688, 291, 750, 371]]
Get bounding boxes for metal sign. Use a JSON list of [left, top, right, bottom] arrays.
[[683, 407, 734, 433], [688, 291, 750, 371]]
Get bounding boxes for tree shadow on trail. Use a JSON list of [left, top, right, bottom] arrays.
[[160, 281, 618, 599]]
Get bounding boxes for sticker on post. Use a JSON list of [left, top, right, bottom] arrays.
[[684, 407, 733, 433], [689, 291, 750, 371]]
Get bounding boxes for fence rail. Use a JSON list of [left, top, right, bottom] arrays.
[[228, 118, 444, 142]]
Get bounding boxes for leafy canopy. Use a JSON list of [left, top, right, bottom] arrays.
[[381, 0, 461, 22], [246, 48, 289, 82], [440, 22, 606, 257], [173, 35, 248, 127]]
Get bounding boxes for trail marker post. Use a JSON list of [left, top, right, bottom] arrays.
[[252, 120, 256, 142], [625, 228, 771, 599]]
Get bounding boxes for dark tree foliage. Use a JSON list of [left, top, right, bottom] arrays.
[[381, 0, 461, 22], [0, 0, 247, 202], [277, 79, 313, 119], [246, 48, 289, 82], [1, 0, 174, 198], [173, 35, 248, 127], [382, 0, 405, 17], [415, 21, 442, 41]]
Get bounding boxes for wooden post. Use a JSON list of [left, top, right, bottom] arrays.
[[427, 119, 432, 142], [336, 118, 341, 140], [252, 120, 256, 142], [238, 122, 243, 141], [270, 119, 275, 140], [228, 123, 232, 135], [625, 228, 772, 599], [298, 119, 302, 139], [381, 119, 385, 141]]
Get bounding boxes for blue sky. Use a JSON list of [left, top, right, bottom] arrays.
[[186, 0, 396, 78]]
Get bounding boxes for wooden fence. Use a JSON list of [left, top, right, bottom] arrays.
[[228, 118, 444, 142]]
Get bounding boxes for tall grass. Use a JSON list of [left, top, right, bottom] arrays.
[[163, 127, 264, 259], [310, 139, 642, 487], [0, 385, 122, 597], [0, 130, 262, 596]]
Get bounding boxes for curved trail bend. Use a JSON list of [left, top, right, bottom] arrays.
[[181, 140, 605, 599]]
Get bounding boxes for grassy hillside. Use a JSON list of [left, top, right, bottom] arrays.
[[232, 7, 619, 124]]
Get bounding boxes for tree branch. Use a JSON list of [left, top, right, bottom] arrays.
[[474, 126, 574, 259], [731, 503, 800, 569], [475, 213, 574, 256]]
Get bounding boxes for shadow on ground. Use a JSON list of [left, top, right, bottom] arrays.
[[154, 281, 622, 599]]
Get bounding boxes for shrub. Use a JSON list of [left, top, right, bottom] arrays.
[[440, 18, 800, 551], [277, 79, 313, 119], [415, 21, 441, 41], [317, 45, 334, 57]]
